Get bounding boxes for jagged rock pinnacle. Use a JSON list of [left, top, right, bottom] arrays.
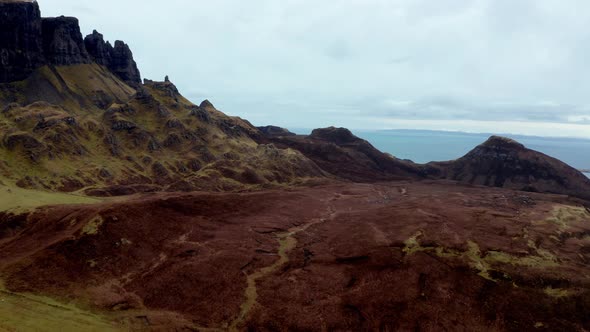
[[0, 0, 140, 85], [200, 99, 215, 109]]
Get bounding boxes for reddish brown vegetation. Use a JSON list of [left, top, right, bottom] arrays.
[[1, 181, 589, 331]]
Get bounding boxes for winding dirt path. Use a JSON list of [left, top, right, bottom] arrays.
[[228, 205, 337, 331]]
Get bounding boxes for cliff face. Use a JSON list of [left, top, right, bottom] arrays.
[[0, 1, 44, 82], [0, 1, 139, 84], [84, 31, 141, 86], [83, 30, 112, 66], [41, 16, 90, 66], [108, 40, 141, 85]]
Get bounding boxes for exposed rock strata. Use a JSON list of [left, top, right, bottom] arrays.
[[41, 16, 90, 65], [0, 1, 139, 84], [84, 30, 141, 86], [0, 0, 44, 82]]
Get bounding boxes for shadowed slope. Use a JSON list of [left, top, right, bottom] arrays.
[[426, 136, 590, 200], [257, 126, 422, 182], [0, 63, 135, 110]]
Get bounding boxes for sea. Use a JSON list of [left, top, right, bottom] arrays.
[[294, 129, 590, 179]]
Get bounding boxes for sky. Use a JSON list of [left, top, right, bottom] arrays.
[[41, 0, 590, 138]]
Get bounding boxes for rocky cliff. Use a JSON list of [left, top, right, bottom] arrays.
[[41, 16, 90, 65], [85, 31, 141, 86], [0, 0, 139, 85], [83, 30, 112, 66], [0, 0, 44, 82]]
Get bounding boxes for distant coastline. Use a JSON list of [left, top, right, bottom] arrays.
[[331, 129, 590, 171], [290, 128, 590, 142], [371, 129, 590, 142], [288, 128, 590, 173]]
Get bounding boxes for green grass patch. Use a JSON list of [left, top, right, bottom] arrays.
[[81, 216, 104, 235], [402, 231, 427, 255], [0, 279, 121, 331], [543, 287, 572, 298], [540, 205, 590, 234], [0, 183, 100, 213], [402, 235, 560, 283]]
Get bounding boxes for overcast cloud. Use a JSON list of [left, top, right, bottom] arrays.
[[41, 0, 590, 138]]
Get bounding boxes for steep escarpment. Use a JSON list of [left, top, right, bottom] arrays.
[[0, 1, 139, 106], [85, 31, 141, 86], [427, 136, 590, 200], [41, 16, 90, 66], [0, 0, 45, 82], [0, 0, 139, 85]]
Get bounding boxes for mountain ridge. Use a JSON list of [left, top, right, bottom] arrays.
[[2, 0, 589, 201]]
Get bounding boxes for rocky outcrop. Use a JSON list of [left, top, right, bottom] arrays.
[[0, 1, 139, 85], [309, 127, 361, 145], [0, 0, 44, 82], [108, 41, 141, 86], [429, 136, 590, 200], [143, 78, 180, 100], [83, 30, 112, 66], [41, 16, 90, 65], [84, 31, 141, 86], [257, 125, 296, 137], [199, 99, 215, 111]]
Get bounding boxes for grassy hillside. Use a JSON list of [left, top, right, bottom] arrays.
[[0, 279, 121, 332], [0, 65, 323, 194]]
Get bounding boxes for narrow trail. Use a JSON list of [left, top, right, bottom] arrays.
[[228, 204, 337, 331]]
